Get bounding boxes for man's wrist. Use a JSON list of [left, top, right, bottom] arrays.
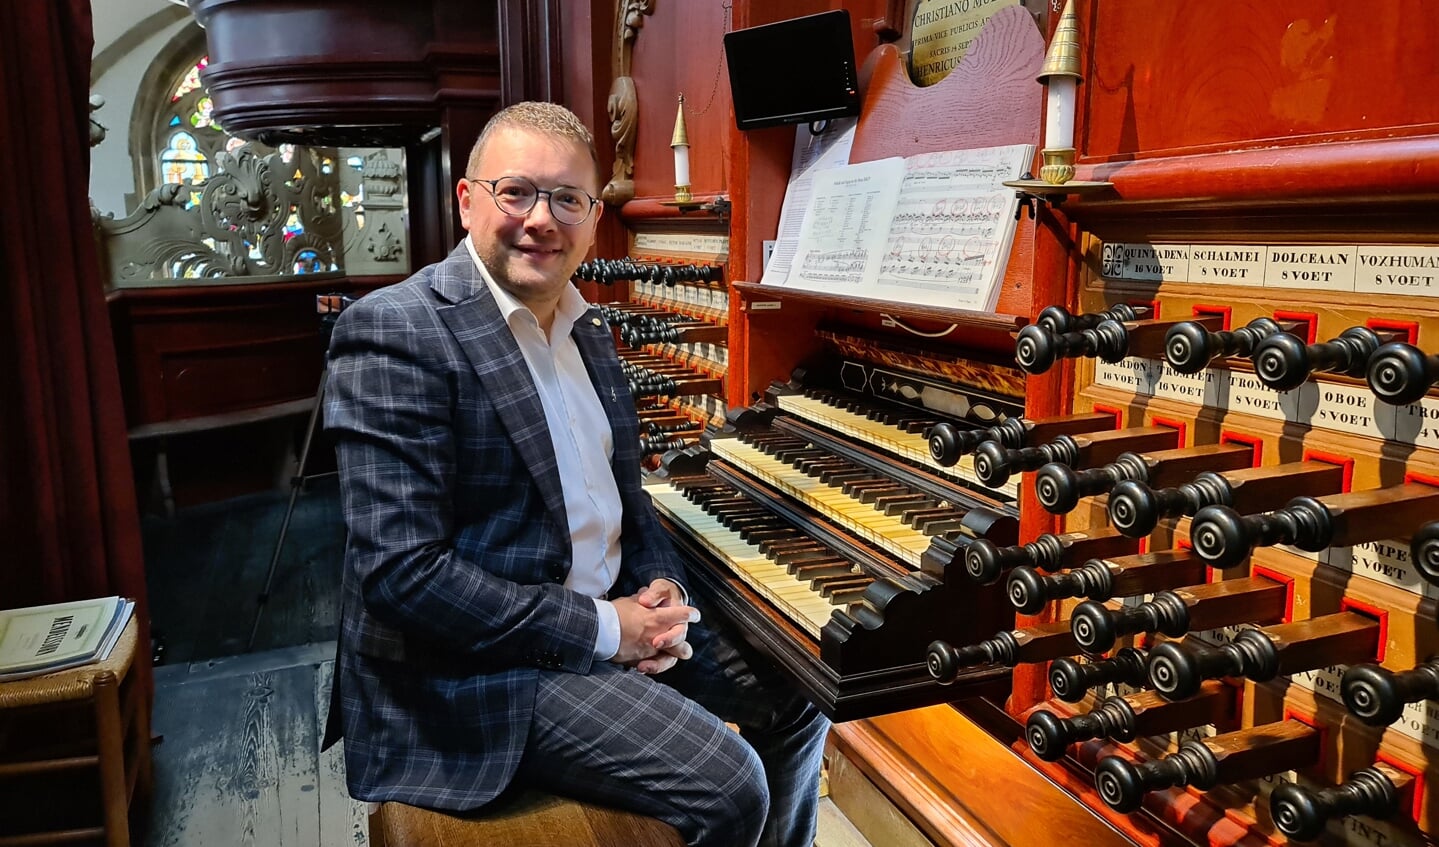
[[653, 577, 689, 605], [592, 598, 620, 661]]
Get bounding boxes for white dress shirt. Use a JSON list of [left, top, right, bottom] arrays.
[[466, 239, 625, 660]]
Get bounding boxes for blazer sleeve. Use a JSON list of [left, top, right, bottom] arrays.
[[326, 292, 599, 674]]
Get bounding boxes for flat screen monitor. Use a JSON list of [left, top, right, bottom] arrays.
[[724, 10, 860, 131]]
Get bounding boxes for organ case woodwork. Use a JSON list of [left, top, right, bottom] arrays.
[[598, 0, 1439, 844]]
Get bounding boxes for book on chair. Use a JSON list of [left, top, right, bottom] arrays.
[[0, 596, 134, 681]]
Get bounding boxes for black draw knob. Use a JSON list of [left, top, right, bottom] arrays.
[[963, 538, 1010, 584], [1162, 320, 1214, 374], [1006, 564, 1107, 615], [1094, 743, 1217, 813], [1189, 497, 1333, 570], [1036, 303, 1142, 335], [972, 440, 1017, 487], [1253, 325, 1383, 392], [1366, 341, 1439, 406], [1341, 659, 1439, 727], [965, 533, 1068, 585], [1164, 316, 1283, 375], [927, 422, 963, 466], [1107, 479, 1163, 538], [1037, 305, 1077, 335], [1146, 630, 1280, 701], [1015, 324, 1060, 374], [1048, 647, 1148, 703], [1270, 767, 1400, 842], [1025, 709, 1077, 761], [1414, 520, 1439, 587], [1026, 696, 1141, 762], [926, 639, 963, 683]]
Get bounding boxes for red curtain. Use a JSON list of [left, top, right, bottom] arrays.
[[0, 0, 149, 670]]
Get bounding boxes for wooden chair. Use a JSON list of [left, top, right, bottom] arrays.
[[0, 618, 152, 846], [370, 790, 686, 847]]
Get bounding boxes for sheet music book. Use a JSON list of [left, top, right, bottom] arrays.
[[760, 119, 857, 287], [779, 143, 1033, 313], [0, 596, 134, 681]]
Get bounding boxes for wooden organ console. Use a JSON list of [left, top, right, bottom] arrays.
[[582, 246, 733, 463], [591, 0, 1439, 844]]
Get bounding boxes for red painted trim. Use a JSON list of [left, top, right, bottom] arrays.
[[1092, 403, 1124, 428], [1251, 565, 1296, 623], [1281, 708, 1326, 771], [1191, 304, 1233, 331], [1273, 310, 1319, 344], [1134, 298, 1160, 319], [1148, 414, 1187, 446], [1375, 752, 1425, 823], [1340, 597, 1389, 663], [1218, 430, 1264, 466], [1302, 449, 1355, 492], [1403, 471, 1439, 488], [1365, 318, 1418, 345], [1223, 681, 1245, 733]]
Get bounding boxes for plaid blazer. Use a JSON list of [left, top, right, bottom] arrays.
[[323, 243, 685, 810]]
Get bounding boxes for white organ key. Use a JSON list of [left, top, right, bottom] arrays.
[[646, 483, 838, 637], [774, 394, 1020, 498], [709, 439, 936, 565]]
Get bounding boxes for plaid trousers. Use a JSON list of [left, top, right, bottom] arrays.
[[513, 600, 830, 847]]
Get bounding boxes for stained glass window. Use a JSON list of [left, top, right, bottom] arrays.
[[171, 57, 206, 102], [133, 49, 410, 282], [190, 96, 220, 130], [292, 248, 324, 275], [282, 210, 304, 241], [161, 131, 210, 185]]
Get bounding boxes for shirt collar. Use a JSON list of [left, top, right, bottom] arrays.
[[464, 236, 589, 338]]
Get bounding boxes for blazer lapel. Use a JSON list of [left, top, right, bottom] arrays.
[[432, 249, 569, 537], [572, 313, 643, 473]]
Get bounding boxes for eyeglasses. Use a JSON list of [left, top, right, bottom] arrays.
[[469, 175, 599, 226]]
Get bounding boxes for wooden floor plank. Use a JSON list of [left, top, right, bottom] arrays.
[[315, 660, 367, 847], [143, 478, 344, 664], [145, 658, 365, 847]]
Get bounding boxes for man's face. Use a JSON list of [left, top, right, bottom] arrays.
[[458, 127, 603, 309]]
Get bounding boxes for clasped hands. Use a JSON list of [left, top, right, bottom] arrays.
[[611, 578, 698, 675]]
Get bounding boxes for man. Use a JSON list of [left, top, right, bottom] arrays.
[[324, 101, 829, 847]]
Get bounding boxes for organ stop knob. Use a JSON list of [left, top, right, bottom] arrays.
[[1270, 765, 1409, 842], [1341, 658, 1439, 727], [1250, 325, 1388, 391], [1094, 720, 1319, 813], [1163, 316, 1286, 374], [1366, 341, 1439, 405]]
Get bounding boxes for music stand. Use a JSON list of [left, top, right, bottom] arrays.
[[246, 293, 350, 651]]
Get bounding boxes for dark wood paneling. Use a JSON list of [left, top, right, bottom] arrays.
[[1084, 0, 1439, 162], [111, 277, 398, 427], [190, 0, 502, 147], [627, 0, 733, 203]]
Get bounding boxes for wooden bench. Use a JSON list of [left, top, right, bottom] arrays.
[[369, 790, 686, 847]]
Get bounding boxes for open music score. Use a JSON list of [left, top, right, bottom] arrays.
[[761, 118, 857, 287], [781, 144, 1032, 312]]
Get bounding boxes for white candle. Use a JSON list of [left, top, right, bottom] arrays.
[[1044, 76, 1077, 150], [673, 143, 690, 188]]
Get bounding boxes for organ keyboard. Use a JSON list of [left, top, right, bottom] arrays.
[[633, 334, 1027, 720], [647, 450, 1011, 720], [707, 411, 1018, 566], [765, 385, 1021, 497]]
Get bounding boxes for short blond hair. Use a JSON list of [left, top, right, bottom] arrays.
[[466, 101, 601, 187]]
